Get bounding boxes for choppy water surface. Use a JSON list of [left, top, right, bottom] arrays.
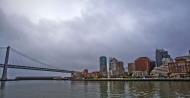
[[0, 81, 190, 98]]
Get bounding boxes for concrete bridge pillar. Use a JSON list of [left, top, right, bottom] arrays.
[[1, 46, 10, 80]]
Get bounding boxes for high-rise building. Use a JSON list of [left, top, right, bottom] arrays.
[[156, 49, 170, 67], [135, 57, 151, 72], [128, 57, 155, 77], [109, 57, 118, 76], [109, 57, 125, 77], [100, 56, 107, 77], [132, 57, 153, 76], [128, 63, 135, 74], [116, 61, 125, 75], [150, 60, 156, 73]]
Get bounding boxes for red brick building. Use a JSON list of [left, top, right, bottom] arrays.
[[128, 57, 155, 77], [135, 57, 151, 73]]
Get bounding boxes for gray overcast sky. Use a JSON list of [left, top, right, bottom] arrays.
[[0, 0, 190, 75]]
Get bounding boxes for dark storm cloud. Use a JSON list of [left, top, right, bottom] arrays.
[[0, 0, 190, 72]]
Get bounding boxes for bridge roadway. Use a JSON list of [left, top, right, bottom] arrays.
[[0, 64, 77, 73]]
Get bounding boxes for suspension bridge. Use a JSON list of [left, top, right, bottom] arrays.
[[0, 46, 78, 80]]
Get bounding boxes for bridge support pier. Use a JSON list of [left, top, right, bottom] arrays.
[[1, 46, 10, 80]]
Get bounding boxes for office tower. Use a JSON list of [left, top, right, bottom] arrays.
[[100, 56, 107, 77], [156, 49, 170, 67], [128, 63, 135, 74], [109, 57, 125, 77], [109, 57, 118, 76], [135, 57, 150, 71]]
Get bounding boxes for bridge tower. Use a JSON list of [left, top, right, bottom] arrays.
[[1, 46, 10, 80]]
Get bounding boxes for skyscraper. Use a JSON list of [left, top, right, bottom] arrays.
[[156, 49, 170, 67], [109, 57, 125, 77], [109, 57, 118, 76], [116, 61, 125, 75], [99, 56, 107, 77]]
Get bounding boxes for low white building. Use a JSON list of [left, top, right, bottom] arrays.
[[151, 65, 169, 77]]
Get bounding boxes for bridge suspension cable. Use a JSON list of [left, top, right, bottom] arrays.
[[0, 46, 77, 74], [10, 48, 59, 69]]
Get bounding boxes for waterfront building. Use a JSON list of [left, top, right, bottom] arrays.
[[150, 60, 156, 72], [82, 69, 88, 79], [151, 50, 190, 78], [89, 71, 100, 79], [129, 57, 154, 77], [71, 72, 83, 79], [109, 57, 118, 77], [162, 57, 173, 65], [168, 54, 190, 78], [135, 57, 152, 73], [72, 70, 100, 79], [128, 63, 135, 75], [151, 65, 169, 77], [156, 49, 171, 67], [100, 56, 107, 77], [109, 57, 125, 77], [116, 61, 125, 76]]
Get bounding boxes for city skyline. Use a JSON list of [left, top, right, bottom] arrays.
[[0, 1, 190, 98], [0, 0, 190, 72]]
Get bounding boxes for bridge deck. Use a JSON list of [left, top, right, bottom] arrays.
[[0, 64, 76, 73]]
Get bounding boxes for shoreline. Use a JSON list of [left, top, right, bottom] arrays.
[[1, 78, 190, 81], [71, 78, 190, 81]]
